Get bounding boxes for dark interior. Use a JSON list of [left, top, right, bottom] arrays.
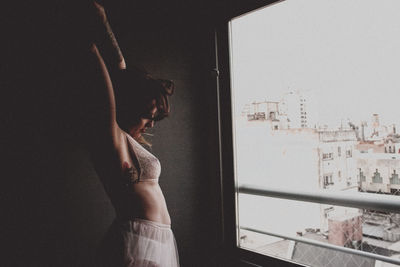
[[2, 0, 287, 266]]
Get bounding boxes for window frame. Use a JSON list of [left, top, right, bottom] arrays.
[[214, 1, 400, 266], [215, 1, 301, 266]]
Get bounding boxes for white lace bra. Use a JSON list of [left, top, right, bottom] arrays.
[[125, 134, 161, 183]]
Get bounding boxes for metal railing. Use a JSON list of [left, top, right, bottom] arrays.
[[238, 183, 400, 266], [238, 184, 400, 213]]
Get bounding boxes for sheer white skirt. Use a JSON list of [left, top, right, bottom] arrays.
[[97, 218, 179, 267]]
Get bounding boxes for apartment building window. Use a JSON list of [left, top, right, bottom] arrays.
[[372, 169, 382, 184], [220, 0, 400, 266], [323, 174, 333, 187], [324, 207, 334, 218], [390, 170, 400, 185], [322, 153, 333, 160], [323, 176, 328, 186], [359, 169, 366, 182]]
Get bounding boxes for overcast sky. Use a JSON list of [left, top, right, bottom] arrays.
[[230, 0, 400, 127]]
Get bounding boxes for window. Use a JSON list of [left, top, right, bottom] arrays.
[[358, 169, 366, 182], [324, 207, 334, 218], [269, 111, 276, 120], [323, 174, 333, 187], [372, 169, 382, 184], [322, 153, 333, 160], [390, 170, 400, 185], [220, 0, 400, 266]]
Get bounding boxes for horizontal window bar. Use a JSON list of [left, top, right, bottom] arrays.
[[240, 226, 400, 266], [238, 184, 400, 213]]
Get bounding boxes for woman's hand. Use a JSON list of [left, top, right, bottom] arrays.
[[92, 1, 126, 70], [93, 1, 107, 23]]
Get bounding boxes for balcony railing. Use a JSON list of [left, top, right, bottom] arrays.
[[238, 184, 400, 266]]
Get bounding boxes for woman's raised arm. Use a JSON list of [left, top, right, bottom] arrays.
[[92, 1, 126, 70], [89, 43, 121, 146]]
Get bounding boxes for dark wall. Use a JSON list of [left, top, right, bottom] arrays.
[[3, 1, 223, 266]]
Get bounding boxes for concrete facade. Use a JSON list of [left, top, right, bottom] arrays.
[[357, 153, 400, 194]]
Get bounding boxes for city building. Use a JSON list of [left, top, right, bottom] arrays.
[[243, 90, 318, 130], [280, 90, 318, 129], [357, 153, 400, 195], [239, 98, 400, 263], [319, 130, 358, 190]]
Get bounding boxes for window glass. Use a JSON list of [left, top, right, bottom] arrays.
[[230, 0, 400, 265]]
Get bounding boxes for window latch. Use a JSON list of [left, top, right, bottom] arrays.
[[212, 68, 220, 77]]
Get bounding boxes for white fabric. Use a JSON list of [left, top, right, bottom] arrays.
[[126, 134, 161, 182], [125, 219, 179, 267], [98, 218, 179, 267]]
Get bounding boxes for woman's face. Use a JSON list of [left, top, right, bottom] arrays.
[[128, 100, 157, 139]]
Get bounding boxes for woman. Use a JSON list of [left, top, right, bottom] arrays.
[[88, 2, 179, 266]]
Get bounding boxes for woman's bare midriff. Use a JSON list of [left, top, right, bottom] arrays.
[[129, 181, 171, 225]]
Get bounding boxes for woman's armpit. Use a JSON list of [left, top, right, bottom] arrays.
[[122, 161, 140, 185]]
